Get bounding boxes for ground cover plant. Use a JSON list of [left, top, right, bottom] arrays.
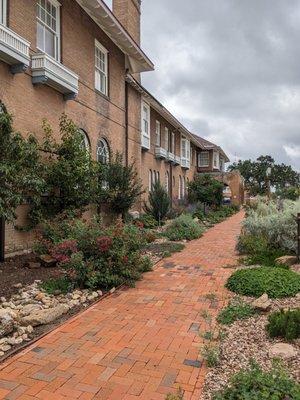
[[34, 217, 152, 291], [202, 344, 220, 367], [267, 308, 300, 341], [164, 214, 204, 241], [212, 361, 300, 400], [226, 267, 300, 298], [217, 297, 257, 325]]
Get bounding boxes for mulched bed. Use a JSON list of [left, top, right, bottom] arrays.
[[0, 254, 63, 299]]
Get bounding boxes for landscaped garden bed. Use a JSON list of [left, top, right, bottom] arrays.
[[200, 198, 300, 400]]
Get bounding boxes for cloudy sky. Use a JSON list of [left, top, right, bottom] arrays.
[[140, 0, 300, 170]]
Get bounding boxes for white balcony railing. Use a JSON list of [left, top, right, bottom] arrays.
[[141, 134, 150, 150], [31, 53, 79, 100], [155, 146, 167, 159], [0, 24, 30, 72], [167, 152, 175, 163], [181, 158, 190, 169], [174, 155, 181, 165]]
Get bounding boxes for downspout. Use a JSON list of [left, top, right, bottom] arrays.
[[125, 71, 129, 167]]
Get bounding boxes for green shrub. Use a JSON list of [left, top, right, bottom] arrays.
[[188, 174, 223, 207], [267, 309, 300, 341], [226, 267, 300, 298], [217, 298, 256, 325], [164, 214, 204, 241], [212, 361, 300, 400], [144, 181, 171, 223], [202, 345, 220, 367], [136, 214, 158, 229], [41, 277, 73, 295]]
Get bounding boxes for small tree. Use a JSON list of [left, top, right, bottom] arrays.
[[188, 174, 223, 208], [30, 115, 99, 225], [0, 101, 44, 260], [97, 153, 143, 219], [144, 181, 171, 223]]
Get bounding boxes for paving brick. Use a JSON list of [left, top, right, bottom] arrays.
[[0, 212, 243, 399]]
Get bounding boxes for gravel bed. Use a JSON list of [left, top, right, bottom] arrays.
[[200, 295, 300, 399]]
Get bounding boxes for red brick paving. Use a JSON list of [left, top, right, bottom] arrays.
[[0, 212, 244, 400]]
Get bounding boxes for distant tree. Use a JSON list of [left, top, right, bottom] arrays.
[[97, 153, 144, 219], [228, 155, 299, 196], [188, 174, 223, 207], [144, 181, 171, 223]]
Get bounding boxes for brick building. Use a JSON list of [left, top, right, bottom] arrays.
[[0, 0, 238, 254]]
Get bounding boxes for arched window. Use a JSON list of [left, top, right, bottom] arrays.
[[97, 138, 110, 164], [165, 171, 169, 194], [157, 171, 160, 183], [182, 177, 186, 199], [79, 129, 90, 151], [149, 170, 152, 192]]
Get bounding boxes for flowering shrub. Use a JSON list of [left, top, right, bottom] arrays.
[[50, 239, 78, 264], [35, 217, 152, 290]]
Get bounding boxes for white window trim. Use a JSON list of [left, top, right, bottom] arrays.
[[164, 127, 169, 151], [181, 136, 190, 161], [141, 100, 150, 149], [0, 0, 7, 26], [36, 0, 61, 62], [95, 39, 109, 96], [198, 151, 210, 167], [155, 120, 161, 147], [213, 151, 220, 169]]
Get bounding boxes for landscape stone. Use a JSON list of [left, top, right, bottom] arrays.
[[40, 255, 57, 267], [21, 304, 69, 327], [0, 313, 14, 338], [275, 255, 298, 267], [251, 293, 271, 311], [269, 343, 297, 359]]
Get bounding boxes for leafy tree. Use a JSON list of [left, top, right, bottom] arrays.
[[30, 114, 99, 225], [276, 186, 300, 201], [0, 101, 44, 223], [229, 155, 299, 196], [144, 181, 171, 223], [97, 153, 143, 219], [188, 174, 223, 207]]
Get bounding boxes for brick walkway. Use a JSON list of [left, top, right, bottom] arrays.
[[0, 212, 244, 400]]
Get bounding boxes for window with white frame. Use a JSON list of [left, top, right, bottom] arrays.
[[178, 175, 182, 199], [220, 157, 225, 171], [165, 171, 169, 194], [149, 170, 152, 192], [199, 151, 210, 167], [37, 0, 60, 61], [0, 0, 7, 26], [181, 137, 190, 162], [141, 101, 150, 149], [95, 40, 108, 95], [155, 120, 161, 146], [79, 129, 90, 152], [97, 138, 110, 165], [213, 151, 220, 169], [164, 127, 169, 151], [171, 132, 175, 153]]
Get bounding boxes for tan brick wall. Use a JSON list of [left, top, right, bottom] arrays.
[[113, 0, 141, 45], [1, 0, 143, 255]]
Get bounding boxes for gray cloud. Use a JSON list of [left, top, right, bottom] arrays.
[[141, 0, 300, 170]]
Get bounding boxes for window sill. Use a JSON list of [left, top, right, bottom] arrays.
[[95, 89, 110, 101]]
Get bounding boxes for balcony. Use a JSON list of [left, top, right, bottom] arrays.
[[167, 152, 175, 163], [31, 53, 79, 100], [174, 155, 181, 165], [0, 24, 30, 73], [141, 134, 150, 150], [181, 158, 190, 169], [155, 146, 167, 160]]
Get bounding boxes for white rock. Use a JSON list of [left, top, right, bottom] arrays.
[[21, 304, 69, 327], [20, 304, 43, 317], [252, 293, 271, 311], [269, 343, 297, 359], [0, 313, 14, 338]]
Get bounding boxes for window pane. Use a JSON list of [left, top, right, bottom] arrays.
[[45, 28, 55, 57], [37, 22, 44, 50]]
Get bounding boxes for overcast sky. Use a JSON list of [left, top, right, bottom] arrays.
[[141, 0, 300, 170]]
